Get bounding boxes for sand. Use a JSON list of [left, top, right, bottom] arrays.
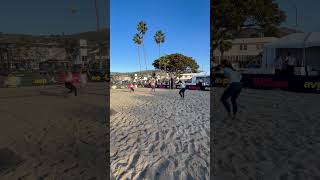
[[110, 88, 210, 180], [0, 83, 109, 180], [212, 87, 320, 179]]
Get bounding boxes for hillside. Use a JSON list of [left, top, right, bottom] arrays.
[[68, 28, 109, 46], [0, 28, 109, 46], [111, 70, 160, 76]]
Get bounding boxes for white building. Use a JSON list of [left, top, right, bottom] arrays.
[[178, 73, 198, 82], [213, 37, 278, 68], [75, 39, 88, 65]]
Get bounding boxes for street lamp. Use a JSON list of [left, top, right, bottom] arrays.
[[286, 0, 298, 33]]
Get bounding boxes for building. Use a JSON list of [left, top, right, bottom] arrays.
[[88, 41, 109, 71], [74, 39, 88, 65], [0, 40, 67, 71], [178, 73, 198, 82], [213, 37, 278, 69]]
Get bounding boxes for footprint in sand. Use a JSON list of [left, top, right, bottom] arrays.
[[127, 151, 140, 169], [154, 132, 160, 141], [148, 144, 155, 153], [153, 158, 171, 180]]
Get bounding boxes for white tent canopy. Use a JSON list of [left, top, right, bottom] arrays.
[[262, 32, 320, 72], [264, 32, 320, 49]]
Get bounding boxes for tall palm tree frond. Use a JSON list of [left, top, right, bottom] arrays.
[[154, 30, 165, 44], [137, 21, 148, 35], [133, 33, 142, 45]]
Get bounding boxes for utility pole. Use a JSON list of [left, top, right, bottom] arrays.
[[286, 0, 298, 33], [295, 5, 298, 33], [94, 0, 102, 72]]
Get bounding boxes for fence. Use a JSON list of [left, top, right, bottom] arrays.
[[0, 72, 108, 88]]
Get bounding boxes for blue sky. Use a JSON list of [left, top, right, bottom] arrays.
[[0, 0, 108, 34], [110, 0, 210, 73], [277, 0, 320, 32]]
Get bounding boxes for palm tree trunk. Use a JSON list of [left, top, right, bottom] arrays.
[[158, 44, 161, 59], [220, 51, 224, 64], [158, 43, 162, 74], [137, 46, 141, 72], [142, 42, 147, 71]]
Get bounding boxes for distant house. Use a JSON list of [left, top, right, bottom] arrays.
[[0, 40, 67, 70], [213, 37, 278, 69]]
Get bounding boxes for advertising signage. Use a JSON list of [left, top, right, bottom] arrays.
[[212, 73, 320, 93]]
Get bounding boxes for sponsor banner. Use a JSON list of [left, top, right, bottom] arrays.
[[89, 75, 106, 82], [157, 84, 170, 88], [213, 73, 320, 93], [21, 77, 37, 87], [186, 85, 210, 91], [187, 85, 201, 90], [33, 78, 48, 86], [304, 81, 320, 91], [7, 76, 21, 88]]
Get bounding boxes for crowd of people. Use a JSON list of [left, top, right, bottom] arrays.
[[274, 52, 297, 76]]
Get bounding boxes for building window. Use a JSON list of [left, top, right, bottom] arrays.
[[240, 44, 247, 51]]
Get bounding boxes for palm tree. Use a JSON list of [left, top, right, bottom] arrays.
[[218, 39, 232, 63], [213, 30, 232, 64], [154, 30, 165, 58], [154, 30, 165, 73], [137, 21, 148, 71], [133, 33, 142, 72]]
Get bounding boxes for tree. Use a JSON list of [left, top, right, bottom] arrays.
[[154, 30, 165, 71], [137, 21, 148, 71], [153, 53, 199, 73], [153, 53, 199, 89], [61, 38, 79, 64], [133, 33, 142, 72], [211, 0, 286, 67], [213, 31, 232, 64]]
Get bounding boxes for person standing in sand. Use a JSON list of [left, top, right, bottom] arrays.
[[150, 78, 156, 92], [80, 69, 88, 88], [179, 81, 186, 99], [274, 55, 283, 76], [65, 71, 77, 96], [129, 83, 135, 92], [213, 59, 242, 119]]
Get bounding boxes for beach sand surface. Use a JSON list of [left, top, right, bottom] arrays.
[[111, 88, 210, 180], [212, 87, 320, 179], [0, 83, 109, 180]]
